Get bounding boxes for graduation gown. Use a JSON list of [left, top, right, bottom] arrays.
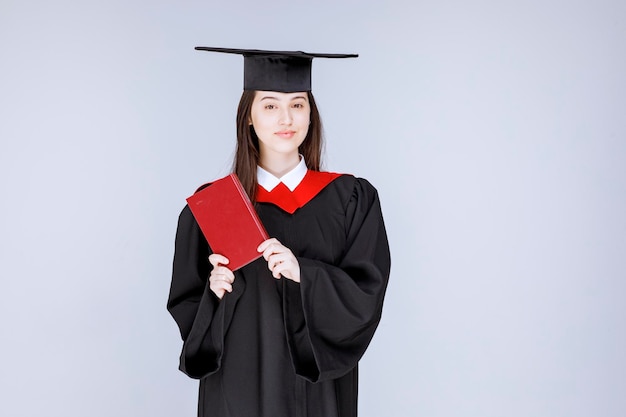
[[167, 172, 391, 417]]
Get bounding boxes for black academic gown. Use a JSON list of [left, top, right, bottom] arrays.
[[167, 173, 391, 417]]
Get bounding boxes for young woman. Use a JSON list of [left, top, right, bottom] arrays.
[[168, 47, 391, 417]]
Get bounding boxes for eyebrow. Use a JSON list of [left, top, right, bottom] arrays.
[[259, 95, 308, 101]]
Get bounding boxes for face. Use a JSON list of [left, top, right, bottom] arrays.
[[250, 91, 311, 161]]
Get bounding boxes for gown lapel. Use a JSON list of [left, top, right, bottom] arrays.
[[256, 170, 342, 214]]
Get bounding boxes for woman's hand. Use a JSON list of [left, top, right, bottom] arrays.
[[257, 238, 301, 283], [208, 254, 235, 299]]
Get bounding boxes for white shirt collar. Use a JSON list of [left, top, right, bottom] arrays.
[[257, 156, 308, 192]]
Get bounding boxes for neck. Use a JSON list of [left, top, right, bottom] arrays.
[[259, 152, 301, 178]]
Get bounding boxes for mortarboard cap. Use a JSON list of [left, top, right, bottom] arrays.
[[195, 47, 358, 92]]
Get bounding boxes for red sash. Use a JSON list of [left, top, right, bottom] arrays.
[[256, 170, 342, 214]]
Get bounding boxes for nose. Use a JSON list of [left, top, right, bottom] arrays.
[[279, 107, 293, 125]]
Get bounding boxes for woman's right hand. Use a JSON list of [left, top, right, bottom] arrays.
[[208, 254, 235, 299]]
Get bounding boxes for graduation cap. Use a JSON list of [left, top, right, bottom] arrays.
[[195, 47, 358, 93]]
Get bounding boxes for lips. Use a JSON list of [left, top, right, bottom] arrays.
[[275, 130, 296, 139]]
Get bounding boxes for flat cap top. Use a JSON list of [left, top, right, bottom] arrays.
[[194, 47, 358, 59]]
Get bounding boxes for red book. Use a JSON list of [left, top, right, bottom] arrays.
[[186, 173, 269, 271]]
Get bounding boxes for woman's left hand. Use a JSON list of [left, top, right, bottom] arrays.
[[257, 238, 301, 283]]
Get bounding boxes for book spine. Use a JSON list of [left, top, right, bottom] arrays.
[[229, 174, 269, 239]]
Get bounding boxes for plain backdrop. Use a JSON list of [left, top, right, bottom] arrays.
[[1, 1, 625, 416]]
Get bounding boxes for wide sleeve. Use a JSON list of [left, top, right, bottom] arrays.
[[167, 205, 244, 379], [283, 177, 391, 382]]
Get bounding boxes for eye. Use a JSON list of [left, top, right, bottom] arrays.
[[292, 102, 305, 109], [264, 104, 276, 110]]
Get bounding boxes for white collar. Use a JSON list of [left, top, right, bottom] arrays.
[[257, 156, 307, 192]]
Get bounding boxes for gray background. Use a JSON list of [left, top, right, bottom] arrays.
[[1, 0, 625, 416]]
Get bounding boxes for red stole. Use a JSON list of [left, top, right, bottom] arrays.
[[256, 170, 342, 214]]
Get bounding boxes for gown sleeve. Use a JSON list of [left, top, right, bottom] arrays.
[[282, 177, 391, 382], [166, 205, 244, 379]]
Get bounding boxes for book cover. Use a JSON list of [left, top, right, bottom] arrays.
[[186, 173, 269, 271]]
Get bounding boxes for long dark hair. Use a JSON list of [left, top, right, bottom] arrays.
[[233, 90, 324, 203]]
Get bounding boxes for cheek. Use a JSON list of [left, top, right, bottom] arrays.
[[296, 112, 311, 127], [251, 115, 272, 132]]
